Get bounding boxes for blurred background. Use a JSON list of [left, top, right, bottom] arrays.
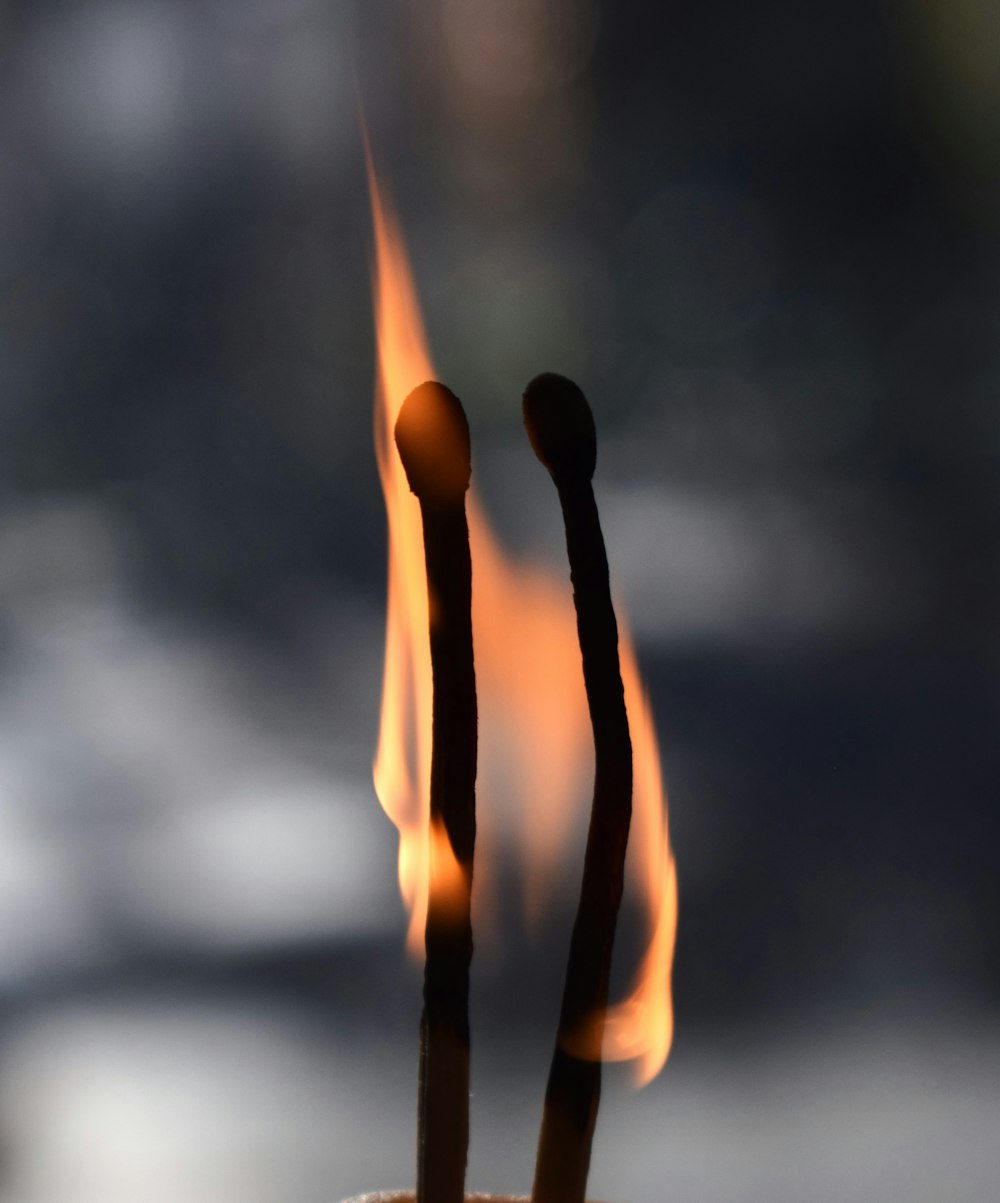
[[0, 0, 998, 1199]]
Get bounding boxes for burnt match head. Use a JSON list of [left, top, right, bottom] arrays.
[[522, 373, 597, 483], [395, 381, 472, 503]]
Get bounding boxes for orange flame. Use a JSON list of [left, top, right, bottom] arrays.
[[563, 635, 678, 1085], [367, 153, 677, 1084]]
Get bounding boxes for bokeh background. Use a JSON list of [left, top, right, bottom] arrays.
[[0, 0, 998, 1199]]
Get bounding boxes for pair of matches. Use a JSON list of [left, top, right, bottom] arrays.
[[394, 373, 633, 1203]]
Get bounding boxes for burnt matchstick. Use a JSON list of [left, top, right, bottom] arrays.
[[394, 381, 478, 1203], [524, 374, 633, 1203]]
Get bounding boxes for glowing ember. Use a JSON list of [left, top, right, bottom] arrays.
[[367, 152, 677, 1083]]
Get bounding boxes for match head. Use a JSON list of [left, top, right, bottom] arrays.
[[394, 381, 472, 503], [522, 373, 597, 483]]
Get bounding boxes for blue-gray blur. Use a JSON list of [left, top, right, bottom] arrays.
[[0, 0, 996, 1200]]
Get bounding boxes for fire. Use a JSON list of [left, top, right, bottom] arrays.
[[564, 637, 678, 1085], [368, 155, 435, 952], [367, 154, 677, 1083]]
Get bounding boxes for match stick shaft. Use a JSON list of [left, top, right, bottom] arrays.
[[417, 498, 477, 1203], [394, 381, 477, 1203], [526, 378, 632, 1203]]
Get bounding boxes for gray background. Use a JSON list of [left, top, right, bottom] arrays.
[[0, 0, 997, 1199]]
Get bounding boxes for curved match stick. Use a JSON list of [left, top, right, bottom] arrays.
[[395, 381, 478, 1203], [524, 374, 633, 1203]]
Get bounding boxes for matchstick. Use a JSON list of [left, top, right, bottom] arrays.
[[394, 381, 478, 1203], [524, 374, 633, 1203]]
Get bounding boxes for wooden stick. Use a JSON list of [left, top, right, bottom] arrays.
[[524, 374, 633, 1203], [394, 381, 478, 1203]]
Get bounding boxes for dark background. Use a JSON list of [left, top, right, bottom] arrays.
[[0, 1, 997, 1200]]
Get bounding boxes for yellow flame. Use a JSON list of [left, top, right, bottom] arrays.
[[368, 154, 676, 1082]]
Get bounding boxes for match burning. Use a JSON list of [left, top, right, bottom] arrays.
[[524, 373, 632, 1203], [369, 162, 678, 1203], [395, 382, 477, 1203]]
